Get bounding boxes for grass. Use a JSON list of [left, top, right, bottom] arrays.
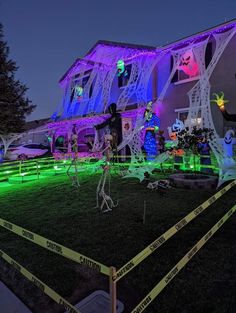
[[0, 170, 235, 313]]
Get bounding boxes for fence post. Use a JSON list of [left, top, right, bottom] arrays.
[[36, 161, 39, 180], [19, 160, 22, 175], [110, 266, 117, 313]]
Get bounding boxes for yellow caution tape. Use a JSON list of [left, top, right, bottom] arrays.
[[0, 249, 82, 313], [130, 204, 236, 313], [0, 219, 110, 276], [114, 180, 236, 282]]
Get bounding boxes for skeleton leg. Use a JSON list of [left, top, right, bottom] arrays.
[[95, 171, 104, 208], [100, 170, 112, 212], [67, 157, 80, 188], [99, 169, 118, 212]]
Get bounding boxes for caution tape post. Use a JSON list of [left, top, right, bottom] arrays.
[[110, 266, 117, 313]]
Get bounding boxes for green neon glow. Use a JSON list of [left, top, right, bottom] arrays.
[[117, 59, 125, 76], [0, 152, 230, 187], [76, 86, 83, 97], [211, 91, 229, 108]]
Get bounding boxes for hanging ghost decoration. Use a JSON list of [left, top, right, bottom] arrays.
[[223, 129, 235, 157], [178, 50, 199, 77], [70, 85, 83, 103], [117, 59, 129, 77], [75, 86, 83, 100], [171, 119, 185, 133], [117, 60, 125, 76]]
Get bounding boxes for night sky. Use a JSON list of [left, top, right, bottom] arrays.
[[1, 0, 235, 121]]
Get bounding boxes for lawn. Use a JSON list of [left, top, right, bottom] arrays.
[[0, 170, 235, 313]]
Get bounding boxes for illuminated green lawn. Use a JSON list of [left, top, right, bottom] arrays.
[[0, 172, 235, 313]]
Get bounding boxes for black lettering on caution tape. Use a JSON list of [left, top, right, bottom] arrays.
[[220, 188, 226, 195], [32, 277, 45, 292], [194, 205, 204, 216], [10, 260, 21, 272], [79, 256, 101, 272], [115, 261, 135, 280], [46, 241, 63, 254], [22, 230, 35, 241], [3, 221, 12, 230], [165, 266, 179, 285], [217, 219, 224, 228], [204, 230, 212, 241], [59, 298, 78, 313], [208, 196, 216, 205], [132, 295, 152, 313], [149, 236, 166, 251], [187, 246, 198, 260], [227, 209, 233, 217], [175, 218, 187, 231]]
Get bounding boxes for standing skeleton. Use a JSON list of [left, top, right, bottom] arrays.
[[67, 127, 80, 188], [95, 134, 118, 212]]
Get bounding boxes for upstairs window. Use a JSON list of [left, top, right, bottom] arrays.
[[71, 70, 93, 101], [205, 42, 213, 68]]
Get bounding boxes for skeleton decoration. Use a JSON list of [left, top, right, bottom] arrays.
[[60, 25, 236, 187], [147, 179, 171, 190], [67, 125, 80, 188], [178, 49, 199, 77], [95, 134, 118, 212]]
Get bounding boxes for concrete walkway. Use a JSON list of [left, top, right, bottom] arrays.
[[0, 281, 32, 313]]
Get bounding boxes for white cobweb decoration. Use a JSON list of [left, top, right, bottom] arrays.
[[185, 27, 236, 187], [116, 50, 181, 181], [90, 29, 236, 184]]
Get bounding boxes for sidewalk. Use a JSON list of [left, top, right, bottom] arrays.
[[0, 281, 32, 313]]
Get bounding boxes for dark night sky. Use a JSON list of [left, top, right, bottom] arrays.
[[1, 0, 235, 121]]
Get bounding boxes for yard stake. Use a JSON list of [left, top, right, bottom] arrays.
[[19, 160, 22, 174], [36, 161, 39, 179], [143, 201, 146, 225], [110, 266, 117, 313]]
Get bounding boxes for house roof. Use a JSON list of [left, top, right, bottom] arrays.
[[59, 40, 156, 84], [24, 118, 50, 131], [85, 40, 156, 57], [59, 57, 107, 85], [59, 19, 236, 84], [161, 18, 236, 51]]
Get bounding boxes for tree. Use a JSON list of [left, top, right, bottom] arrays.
[[0, 23, 36, 155]]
